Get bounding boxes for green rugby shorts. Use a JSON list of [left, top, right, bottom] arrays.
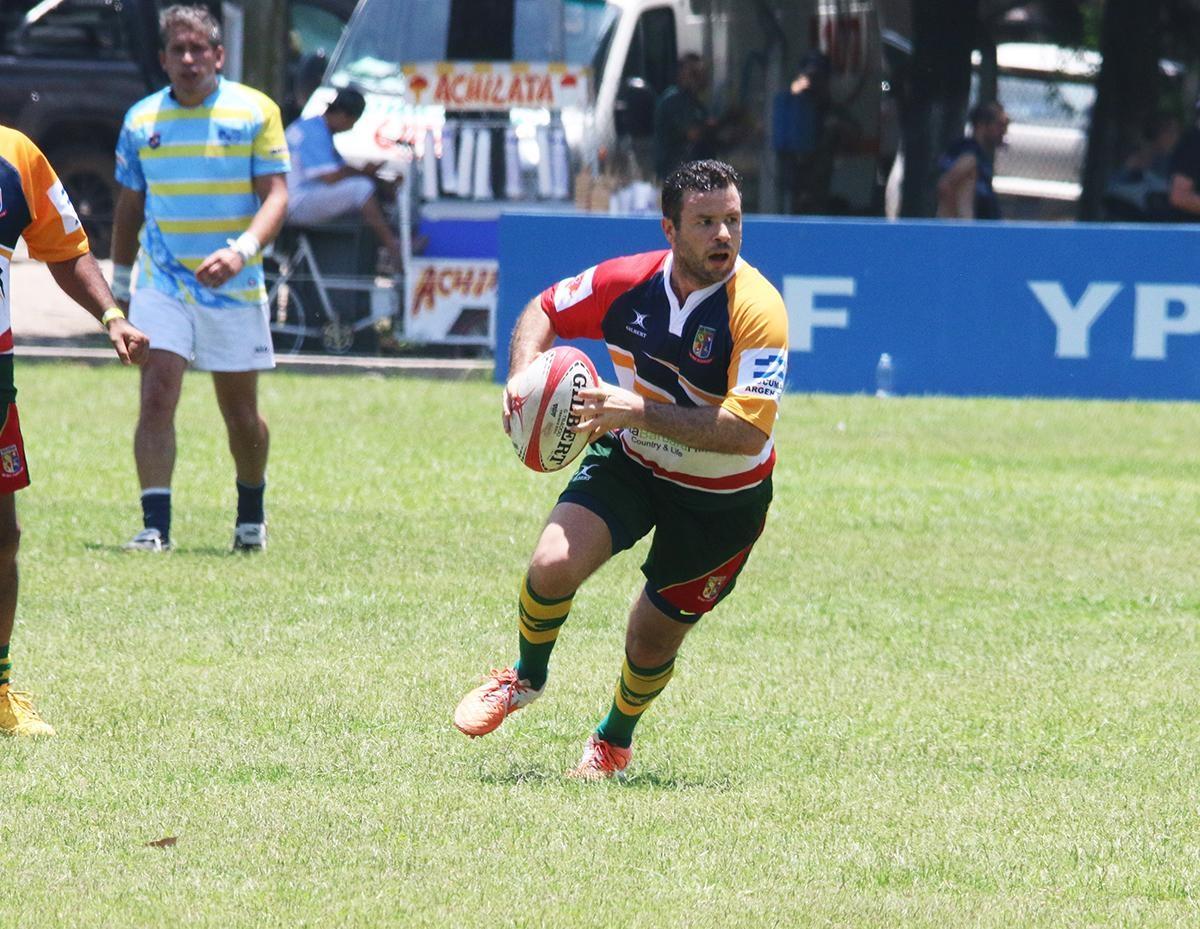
[[557, 434, 772, 622]]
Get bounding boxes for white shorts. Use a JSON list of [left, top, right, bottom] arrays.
[[288, 177, 375, 226], [130, 286, 275, 372]]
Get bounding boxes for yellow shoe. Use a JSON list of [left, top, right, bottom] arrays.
[[0, 685, 56, 737]]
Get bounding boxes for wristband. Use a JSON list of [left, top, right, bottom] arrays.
[[111, 263, 132, 302], [100, 307, 126, 328], [228, 231, 261, 262]]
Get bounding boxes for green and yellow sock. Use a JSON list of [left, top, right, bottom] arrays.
[[595, 652, 676, 749], [514, 575, 573, 691], [0, 642, 10, 690]]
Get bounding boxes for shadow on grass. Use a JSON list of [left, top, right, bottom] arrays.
[[83, 542, 240, 558], [477, 764, 736, 791]]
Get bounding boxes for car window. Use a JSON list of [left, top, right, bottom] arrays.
[[998, 75, 1093, 130], [291, 3, 344, 58], [16, 0, 128, 60]]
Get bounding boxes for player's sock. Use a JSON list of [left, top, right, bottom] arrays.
[[0, 642, 10, 689], [236, 480, 266, 525], [141, 488, 171, 542], [514, 574, 573, 691], [595, 653, 676, 749]]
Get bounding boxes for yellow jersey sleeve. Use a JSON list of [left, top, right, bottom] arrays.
[[251, 92, 291, 176], [721, 267, 789, 436], [13, 133, 89, 263]]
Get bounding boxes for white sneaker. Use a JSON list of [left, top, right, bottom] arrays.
[[122, 528, 171, 552], [232, 522, 267, 552]]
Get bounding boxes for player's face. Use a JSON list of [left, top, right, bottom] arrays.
[[161, 27, 223, 106], [663, 185, 742, 289]]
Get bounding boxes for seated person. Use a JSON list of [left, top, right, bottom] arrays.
[[284, 87, 402, 266]]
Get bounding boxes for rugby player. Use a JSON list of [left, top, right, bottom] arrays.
[[454, 160, 788, 778], [0, 126, 148, 736]]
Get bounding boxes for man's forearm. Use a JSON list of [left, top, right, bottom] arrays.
[[46, 253, 119, 322], [508, 299, 556, 375], [637, 401, 767, 456]]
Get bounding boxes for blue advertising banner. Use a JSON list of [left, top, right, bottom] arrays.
[[496, 213, 1200, 400]]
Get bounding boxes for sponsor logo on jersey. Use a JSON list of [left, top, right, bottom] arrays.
[[217, 127, 243, 145], [733, 349, 787, 400], [552, 266, 595, 312], [625, 309, 649, 338], [47, 181, 81, 235], [0, 444, 23, 477], [690, 325, 715, 362]]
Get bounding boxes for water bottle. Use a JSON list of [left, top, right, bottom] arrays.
[[875, 353, 894, 398]]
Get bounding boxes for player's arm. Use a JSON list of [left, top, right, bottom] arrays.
[[110, 184, 145, 311], [936, 153, 977, 219], [195, 172, 288, 289], [501, 298, 557, 433], [1168, 173, 1200, 216], [574, 387, 767, 456], [45, 253, 149, 365]]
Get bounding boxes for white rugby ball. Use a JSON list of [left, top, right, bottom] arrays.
[[508, 346, 599, 472]]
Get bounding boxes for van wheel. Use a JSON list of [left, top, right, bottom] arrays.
[[48, 149, 117, 260]]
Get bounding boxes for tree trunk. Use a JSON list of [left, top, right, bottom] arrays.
[[1078, 0, 1164, 220], [900, 0, 979, 217], [239, 0, 289, 102]]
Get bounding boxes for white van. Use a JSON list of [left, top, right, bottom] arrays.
[[309, 0, 886, 216], [296, 0, 885, 345]]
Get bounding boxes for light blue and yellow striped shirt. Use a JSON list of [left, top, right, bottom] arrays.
[[115, 77, 289, 309]]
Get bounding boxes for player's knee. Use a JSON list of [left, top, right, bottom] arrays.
[[138, 389, 178, 427], [527, 546, 580, 600]]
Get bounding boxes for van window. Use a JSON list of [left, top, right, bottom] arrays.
[[15, 0, 127, 60], [998, 75, 1093, 130], [621, 7, 677, 96], [328, 0, 613, 93]]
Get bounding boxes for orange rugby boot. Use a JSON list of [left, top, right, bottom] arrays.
[[453, 667, 543, 737], [566, 734, 631, 780]]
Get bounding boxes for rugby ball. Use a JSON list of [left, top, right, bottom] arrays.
[[508, 346, 599, 472]]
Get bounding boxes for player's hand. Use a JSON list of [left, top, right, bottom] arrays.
[[195, 247, 245, 289], [573, 382, 644, 443], [107, 319, 150, 366], [501, 374, 523, 436]]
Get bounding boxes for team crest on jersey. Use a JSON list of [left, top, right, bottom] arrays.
[[552, 266, 595, 312], [0, 444, 23, 477], [690, 326, 716, 362], [148, 133, 161, 149], [700, 574, 728, 602]]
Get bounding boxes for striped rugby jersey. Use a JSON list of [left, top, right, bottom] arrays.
[[115, 77, 289, 309], [540, 249, 788, 493], [0, 127, 89, 405]]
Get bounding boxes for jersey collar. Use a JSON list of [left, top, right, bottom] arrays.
[[661, 252, 742, 337]]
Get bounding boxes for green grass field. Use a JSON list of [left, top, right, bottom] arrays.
[[4, 361, 1200, 928]]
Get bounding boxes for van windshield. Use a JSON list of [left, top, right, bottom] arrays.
[[328, 0, 618, 95]]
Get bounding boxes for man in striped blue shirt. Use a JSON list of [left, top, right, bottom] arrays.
[[111, 4, 289, 553]]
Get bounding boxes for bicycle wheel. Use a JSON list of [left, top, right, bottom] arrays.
[[268, 278, 309, 355]]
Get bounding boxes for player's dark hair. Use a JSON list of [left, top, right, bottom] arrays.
[[327, 88, 366, 121], [969, 101, 1004, 128], [661, 160, 742, 226], [160, 4, 222, 49]]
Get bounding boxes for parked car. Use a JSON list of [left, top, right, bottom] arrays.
[[0, 0, 353, 258]]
